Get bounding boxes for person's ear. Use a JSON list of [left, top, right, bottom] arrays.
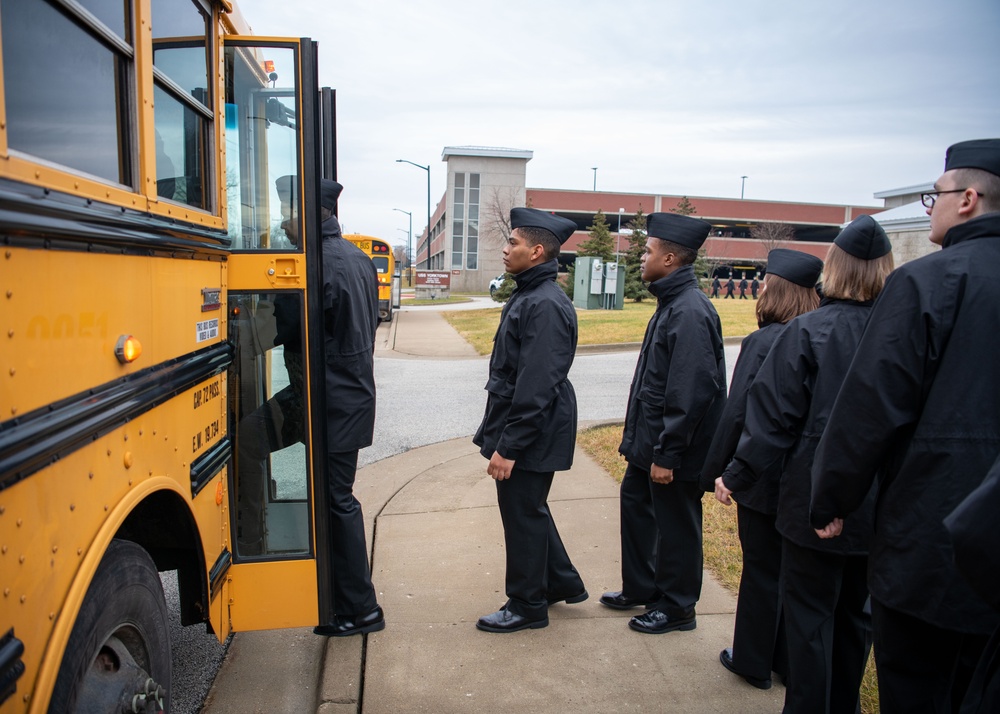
[[959, 188, 981, 217], [531, 242, 545, 261]]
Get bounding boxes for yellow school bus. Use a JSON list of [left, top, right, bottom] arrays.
[[0, 0, 342, 711], [344, 234, 396, 321]]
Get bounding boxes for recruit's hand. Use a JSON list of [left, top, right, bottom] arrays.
[[650, 464, 674, 484], [714, 477, 733, 506], [814, 519, 844, 539], [487, 452, 515, 481]]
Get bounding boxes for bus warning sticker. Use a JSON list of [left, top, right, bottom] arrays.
[[196, 318, 219, 343]]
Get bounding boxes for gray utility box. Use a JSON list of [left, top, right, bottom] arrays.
[[573, 257, 625, 310]]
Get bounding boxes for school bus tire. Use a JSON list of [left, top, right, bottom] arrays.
[[47, 539, 171, 714]]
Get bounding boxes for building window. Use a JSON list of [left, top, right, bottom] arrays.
[[467, 173, 479, 270], [452, 173, 465, 269]]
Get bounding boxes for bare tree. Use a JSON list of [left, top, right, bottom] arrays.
[[750, 221, 795, 259], [393, 244, 408, 267], [481, 185, 521, 249]]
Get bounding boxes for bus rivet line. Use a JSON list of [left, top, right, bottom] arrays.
[[19, 595, 25, 603], [69, 504, 75, 511], [5, 291, 11, 298], [8, 368, 14, 376], [52, 546, 58, 553]]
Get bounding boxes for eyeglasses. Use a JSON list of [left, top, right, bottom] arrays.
[[921, 189, 982, 208]]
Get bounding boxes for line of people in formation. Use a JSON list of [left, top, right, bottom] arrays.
[[470, 138, 1000, 714], [306, 139, 999, 714], [713, 274, 759, 299]]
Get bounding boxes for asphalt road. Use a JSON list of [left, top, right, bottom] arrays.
[[168, 316, 741, 713]]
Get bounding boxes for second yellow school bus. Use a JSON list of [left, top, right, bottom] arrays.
[[344, 234, 395, 321]]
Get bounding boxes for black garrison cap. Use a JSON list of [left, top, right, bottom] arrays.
[[834, 215, 891, 260], [945, 139, 1000, 178], [766, 248, 823, 288], [647, 212, 711, 250], [510, 207, 577, 244], [320, 179, 344, 210]]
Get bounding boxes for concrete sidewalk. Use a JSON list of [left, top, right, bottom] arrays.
[[202, 307, 782, 713]]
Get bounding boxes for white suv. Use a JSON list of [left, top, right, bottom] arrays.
[[489, 274, 507, 297]]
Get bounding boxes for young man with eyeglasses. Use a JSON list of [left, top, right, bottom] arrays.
[[810, 138, 1000, 712]]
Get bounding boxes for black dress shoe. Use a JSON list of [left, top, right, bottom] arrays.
[[719, 647, 772, 690], [599, 590, 657, 610], [313, 606, 385, 637], [627, 608, 696, 634], [476, 608, 548, 633], [548, 589, 589, 606]]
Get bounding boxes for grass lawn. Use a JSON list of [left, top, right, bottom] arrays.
[[577, 423, 879, 713], [442, 297, 759, 356]]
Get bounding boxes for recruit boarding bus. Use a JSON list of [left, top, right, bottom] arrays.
[[343, 234, 395, 321], [0, 0, 343, 711]]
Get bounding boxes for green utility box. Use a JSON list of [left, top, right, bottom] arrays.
[[573, 257, 625, 310]]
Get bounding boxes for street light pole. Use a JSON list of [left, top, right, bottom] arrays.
[[740, 175, 748, 200], [396, 159, 431, 269], [592, 167, 598, 192], [393, 207, 412, 285]]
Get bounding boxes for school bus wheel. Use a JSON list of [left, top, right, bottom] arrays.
[[48, 539, 171, 713]]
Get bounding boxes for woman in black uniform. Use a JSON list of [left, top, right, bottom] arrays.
[[715, 215, 894, 713], [702, 248, 823, 690]]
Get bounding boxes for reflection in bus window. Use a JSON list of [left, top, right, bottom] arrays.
[[152, 0, 211, 209], [151, 0, 210, 108], [230, 291, 311, 558], [1, 0, 132, 185], [224, 45, 301, 251]]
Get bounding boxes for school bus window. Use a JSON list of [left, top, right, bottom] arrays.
[[224, 44, 301, 251], [151, 0, 212, 210], [0, 0, 134, 185], [78, 0, 130, 42], [150, 0, 210, 108], [372, 256, 389, 274]]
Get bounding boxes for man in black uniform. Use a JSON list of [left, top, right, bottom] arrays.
[[711, 275, 721, 298], [311, 179, 385, 637], [811, 139, 1000, 711], [603, 212, 727, 634], [738, 275, 748, 299], [724, 276, 735, 298], [474, 207, 586, 633], [750, 275, 759, 299]]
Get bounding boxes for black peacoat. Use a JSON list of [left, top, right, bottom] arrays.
[[321, 216, 379, 452], [810, 212, 1000, 635], [473, 259, 578, 472], [618, 265, 727, 480], [722, 298, 877, 554]]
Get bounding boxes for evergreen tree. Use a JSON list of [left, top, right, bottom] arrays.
[[491, 273, 516, 303], [671, 196, 697, 216], [623, 207, 650, 302], [577, 209, 615, 260]]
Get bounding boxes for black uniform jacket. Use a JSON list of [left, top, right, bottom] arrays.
[[811, 212, 1000, 634], [473, 259, 578, 472], [700, 321, 785, 512], [321, 216, 379, 452], [723, 298, 876, 554], [619, 265, 727, 480], [945, 452, 1000, 613]]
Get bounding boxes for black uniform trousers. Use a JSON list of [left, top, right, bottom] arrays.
[[619, 463, 703, 615], [781, 538, 871, 714], [326, 449, 377, 617], [871, 598, 989, 714], [732, 503, 787, 682], [495, 465, 583, 620]]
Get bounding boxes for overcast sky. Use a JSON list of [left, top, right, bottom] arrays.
[[238, 0, 1000, 249]]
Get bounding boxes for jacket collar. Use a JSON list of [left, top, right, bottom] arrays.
[[648, 264, 698, 305], [942, 211, 1000, 249], [512, 259, 559, 292]]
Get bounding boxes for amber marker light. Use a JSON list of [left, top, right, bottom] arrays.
[[114, 335, 143, 364]]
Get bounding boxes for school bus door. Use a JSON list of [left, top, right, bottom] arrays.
[[220, 36, 333, 631]]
